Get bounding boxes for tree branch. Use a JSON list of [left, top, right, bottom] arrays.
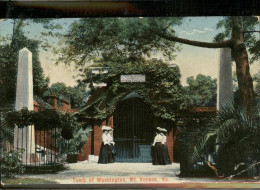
[[154, 31, 232, 49]]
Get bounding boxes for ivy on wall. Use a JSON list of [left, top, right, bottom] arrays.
[[4, 108, 80, 140], [78, 58, 186, 123]]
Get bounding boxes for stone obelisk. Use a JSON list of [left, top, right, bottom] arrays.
[[215, 48, 233, 152], [14, 48, 35, 162], [217, 48, 233, 110]]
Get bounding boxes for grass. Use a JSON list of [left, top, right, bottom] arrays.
[[1, 177, 57, 185]]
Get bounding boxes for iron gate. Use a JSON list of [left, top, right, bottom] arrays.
[[114, 98, 154, 162]]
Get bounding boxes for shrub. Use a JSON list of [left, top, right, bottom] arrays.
[[187, 103, 260, 177], [58, 127, 91, 154], [1, 149, 25, 178]]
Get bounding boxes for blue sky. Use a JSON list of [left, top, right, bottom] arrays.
[[0, 17, 259, 86]]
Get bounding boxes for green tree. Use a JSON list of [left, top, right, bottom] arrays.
[[184, 74, 217, 107], [44, 82, 85, 108], [56, 17, 259, 111], [0, 19, 50, 108], [188, 103, 260, 177], [55, 17, 182, 67], [67, 86, 86, 109]]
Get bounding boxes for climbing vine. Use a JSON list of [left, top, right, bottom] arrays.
[[78, 58, 186, 122], [4, 108, 81, 140]]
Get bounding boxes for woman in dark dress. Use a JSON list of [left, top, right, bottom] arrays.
[[151, 127, 160, 165], [151, 127, 170, 165], [98, 126, 115, 164], [160, 128, 170, 165]]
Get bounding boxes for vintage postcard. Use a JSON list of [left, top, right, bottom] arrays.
[[0, 1, 260, 189]]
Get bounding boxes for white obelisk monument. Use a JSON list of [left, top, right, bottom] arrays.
[[217, 48, 233, 110], [14, 48, 35, 162], [215, 48, 233, 152]]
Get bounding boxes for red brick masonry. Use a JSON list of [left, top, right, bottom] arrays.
[[33, 96, 78, 153]]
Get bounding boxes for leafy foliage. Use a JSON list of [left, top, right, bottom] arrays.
[[55, 17, 183, 68], [0, 19, 50, 108], [1, 149, 25, 178], [4, 108, 80, 134], [186, 102, 260, 177], [53, 16, 257, 111], [58, 127, 91, 154], [59, 112, 80, 140], [184, 74, 217, 107], [0, 109, 14, 143], [32, 109, 61, 130], [2, 107, 88, 155], [4, 108, 34, 128], [57, 112, 90, 154], [214, 16, 259, 63], [78, 58, 185, 122], [43, 82, 85, 109]]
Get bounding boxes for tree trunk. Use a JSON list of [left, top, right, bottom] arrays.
[[231, 17, 255, 111], [155, 16, 255, 111]]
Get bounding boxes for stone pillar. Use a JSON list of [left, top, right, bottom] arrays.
[[217, 48, 233, 110], [14, 48, 35, 163]]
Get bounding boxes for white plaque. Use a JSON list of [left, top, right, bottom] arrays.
[[120, 74, 146, 83], [91, 67, 109, 74], [93, 83, 107, 87]]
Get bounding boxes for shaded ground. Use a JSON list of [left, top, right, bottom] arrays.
[[2, 177, 58, 185]]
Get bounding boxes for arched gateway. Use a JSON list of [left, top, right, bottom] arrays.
[[113, 92, 154, 162], [77, 89, 177, 163]]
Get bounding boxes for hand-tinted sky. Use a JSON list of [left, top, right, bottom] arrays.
[[0, 17, 259, 87]]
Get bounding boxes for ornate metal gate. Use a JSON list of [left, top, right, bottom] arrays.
[[114, 98, 154, 162]]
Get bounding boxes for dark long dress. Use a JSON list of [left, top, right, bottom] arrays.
[[161, 144, 170, 165], [152, 142, 170, 165], [98, 143, 114, 164], [152, 142, 160, 165]]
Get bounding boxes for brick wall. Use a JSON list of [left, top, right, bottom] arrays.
[[49, 96, 57, 108], [78, 133, 92, 161], [166, 129, 173, 163], [93, 120, 107, 155], [35, 130, 58, 152], [34, 101, 41, 112], [33, 98, 72, 153], [61, 100, 70, 110], [34, 101, 59, 152], [166, 127, 178, 163], [49, 95, 71, 110], [108, 116, 113, 128], [78, 117, 114, 160]]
